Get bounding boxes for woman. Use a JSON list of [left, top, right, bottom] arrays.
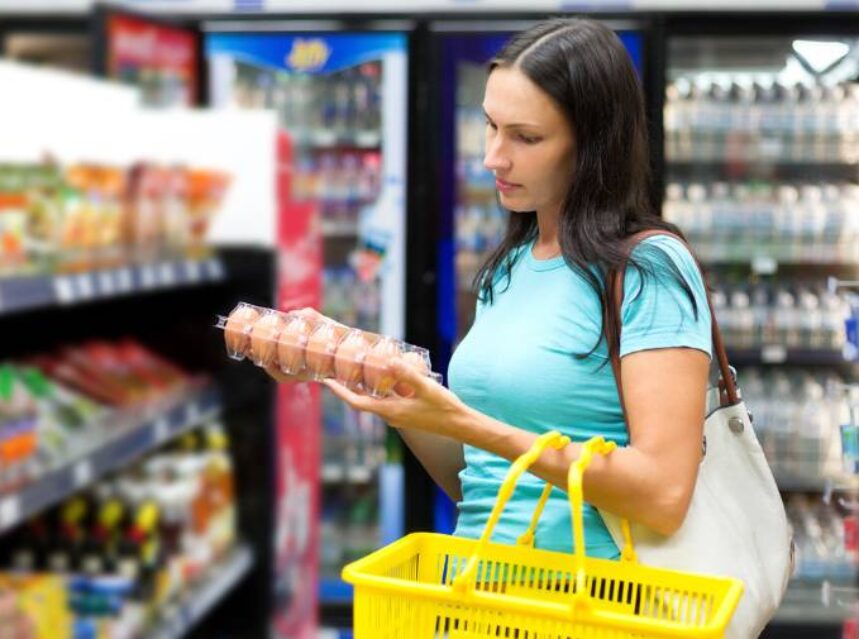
[[268, 17, 711, 559]]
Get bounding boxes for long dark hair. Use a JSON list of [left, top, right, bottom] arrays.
[[474, 17, 699, 361]]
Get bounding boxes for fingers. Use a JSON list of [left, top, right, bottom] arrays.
[[390, 357, 426, 384], [322, 379, 382, 412], [390, 357, 429, 397]]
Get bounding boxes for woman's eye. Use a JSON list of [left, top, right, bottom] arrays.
[[485, 119, 497, 130], [518, 134, 541, 144]]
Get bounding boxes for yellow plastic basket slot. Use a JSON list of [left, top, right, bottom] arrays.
[[343, 432, 744, 638]]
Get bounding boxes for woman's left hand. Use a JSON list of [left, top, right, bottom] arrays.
[[322, 358, 466, 437]]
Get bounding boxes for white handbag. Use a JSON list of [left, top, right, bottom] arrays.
[[599, 230, 794, 639]]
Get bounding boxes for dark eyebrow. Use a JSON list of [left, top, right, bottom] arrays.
[[482, 108, 542, 130]]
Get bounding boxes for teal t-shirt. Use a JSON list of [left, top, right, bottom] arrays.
[[448, 234, 712, 559]]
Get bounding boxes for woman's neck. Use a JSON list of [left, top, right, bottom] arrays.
[[533, 208, 561, 259]]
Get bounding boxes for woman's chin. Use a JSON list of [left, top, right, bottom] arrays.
[[498, 193, 533, 213]]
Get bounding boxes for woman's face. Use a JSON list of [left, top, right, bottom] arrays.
[[483, 66, 576, 215]]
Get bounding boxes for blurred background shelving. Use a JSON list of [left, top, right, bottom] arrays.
[[660, 17, 859, 638], [0, 4, 857, 639]]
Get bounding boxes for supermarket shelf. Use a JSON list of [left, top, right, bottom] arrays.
[[149, 543, 255, 639], [320, 577, 354, 604], [772, 582, 854, 626], [776, 473, 859, 493], [321, 464, 375, 484], [775, 475, 830, 492], [726, 346, 846, 366], [0, 257, 226, 318], [667, 159, 859, 172], [294, 129, 381, 149], [692, 245, 859, 269], [321, 222, 360, 238], [0, 383, 221, 534]]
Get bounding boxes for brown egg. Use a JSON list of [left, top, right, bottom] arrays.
[[276, 315, 314, 374], [249, 312, 286, 367], [363, 338, 402, 397], [305, 323, 347, 379], [224, 305, 261, 357], [393, 350, 431, 397], [334, 330, 371, 388]]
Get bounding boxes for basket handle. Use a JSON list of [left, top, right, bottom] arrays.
[[452, 434, 638, 606], [567, 437, 638, 599], [452, 431, 570, 592]]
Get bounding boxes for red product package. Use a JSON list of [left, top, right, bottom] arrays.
[[115, 339, 190, 390]]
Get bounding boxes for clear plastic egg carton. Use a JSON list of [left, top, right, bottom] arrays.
[[215, 302, 442, 398]]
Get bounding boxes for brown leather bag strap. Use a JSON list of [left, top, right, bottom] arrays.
[[608, 230, 738, 412]]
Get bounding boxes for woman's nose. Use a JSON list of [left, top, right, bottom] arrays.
[[484, 135, 511, 172]]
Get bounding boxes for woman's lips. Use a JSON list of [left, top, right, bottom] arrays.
[[495, 178, 521, 194]]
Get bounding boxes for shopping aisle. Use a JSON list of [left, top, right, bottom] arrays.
[[1, 5, 858, 639], [0, 60, 279, 639]]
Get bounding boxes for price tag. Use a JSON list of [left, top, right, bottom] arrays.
[[322, 465, 341, 482], [185, 260, 202, 283], [751, 256, 777, 276], [117, 268, 133, 292], [97, 271, 116, 296], [159, 263, 176, 287], [206, 259, 224, 280], [141, 265, 157, 289], [314, 130, 338, 146], [762, 345, 787, 364], [54, 276, 75, 304], [75, 273, 94, 300], [73, 460, 93, 488], [154, 417, 170, 444], [0, 496, 20, 530], [185, 402, 200, 425], [351, 467, 372, 483], [355, 131, 381, 148]]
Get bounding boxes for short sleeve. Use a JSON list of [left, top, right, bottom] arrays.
[[619, 236, 712, 359]]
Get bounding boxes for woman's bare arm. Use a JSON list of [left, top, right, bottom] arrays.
[[396, 429, 464, 502], [445, 347, 708, 535]]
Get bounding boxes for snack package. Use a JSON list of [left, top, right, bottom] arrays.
[[216, 302, 442, 398]]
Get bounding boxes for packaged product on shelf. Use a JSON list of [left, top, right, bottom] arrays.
[[664, 78, 859, 164], [64, 164, 126, 272], [741, 368, 847, 480], [0, 340, 202, 492], [322, 267, 381, 330], [0, 159, 230, 277], [0, 573, 73, 639], [27, 340, 192, 408], [787, 494, 859, 583], [0, 191, 28, 275], [113, 339, 191, 393], [0, 417, 238, 638], [124, 163, 166, 263], [217, 302, 442, 396], [186, 168, 230, 259], [162, 165, 189, 253], [0, 163, 64, 275], [709, 281, 849, 352], [0, 366, 39, 489]]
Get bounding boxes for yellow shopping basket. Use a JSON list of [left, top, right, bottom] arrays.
[[342, 432, 744, 639]]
